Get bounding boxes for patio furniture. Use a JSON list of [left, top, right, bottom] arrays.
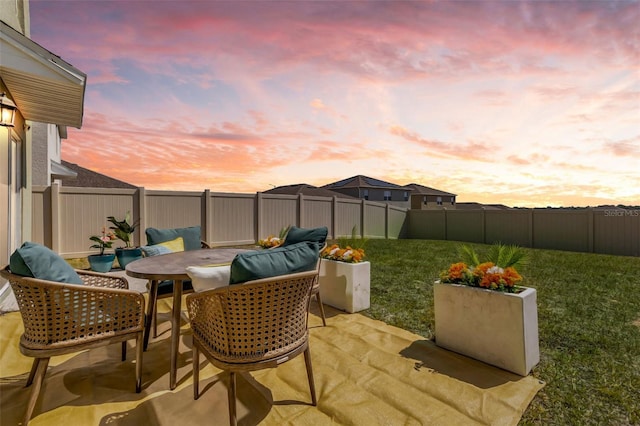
[[0, 266, 145, 425], [187, 269, 318, 426], [280, 226, 329, 326], [143, 226, 212, 338], [125, 248, 249, 389]]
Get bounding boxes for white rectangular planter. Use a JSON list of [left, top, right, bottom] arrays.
[[318, 259, 370, 313], [434, 282, 540, 376]]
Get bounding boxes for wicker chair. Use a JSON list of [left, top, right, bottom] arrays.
[[0, 266, 145, 425], [187, 269, 318, 426]]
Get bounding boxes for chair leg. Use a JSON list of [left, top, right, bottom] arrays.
[[121, 341, 127, 361], [135, 332, 143, 393], [24, 357, 49, 425], [26, 358, 40, 387], [193, 344, 200, 400], [315, 291, 327, 326], [303, 347, 317, 406], [228, 371, 237, 426]]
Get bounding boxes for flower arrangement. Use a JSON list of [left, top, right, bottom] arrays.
[[257, 225, 290, 249], [439, 243, 527, 293], [107, 211, 138, 248], [321, 244, 366, 263], [258, 235, 282, 248], [89, 227, 116, 256]]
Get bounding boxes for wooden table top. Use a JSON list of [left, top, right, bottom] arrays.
[[125, 248, 250, 281]]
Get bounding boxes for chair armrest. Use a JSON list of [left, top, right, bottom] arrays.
[[77, 270, 129, 289]]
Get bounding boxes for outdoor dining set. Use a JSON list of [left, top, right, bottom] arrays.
[[1, 225, 329, 426]]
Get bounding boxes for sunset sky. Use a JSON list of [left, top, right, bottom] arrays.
[[30, 0, 639, 207]]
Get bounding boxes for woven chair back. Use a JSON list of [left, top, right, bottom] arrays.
[[187, 269, 317, 364], [0, 267, 144, 351]]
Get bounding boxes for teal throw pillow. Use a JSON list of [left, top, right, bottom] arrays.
[[229, 241, 319, 284], [145, 226, 201, 251], [9, 242, 83, 284], [283, 226, 328, 247]]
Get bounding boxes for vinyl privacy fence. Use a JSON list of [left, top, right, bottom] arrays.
[[29, 184, 639, 258]]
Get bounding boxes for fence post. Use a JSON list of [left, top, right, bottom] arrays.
[[51, 182, 60, 252], [204, 189, 212, 244], [256, 192, 263, 243], [587, 207, 594, 253], [298, 193, 304, 227], [332, 196, 338, 239], [528, 209, 534, 248], [361, 200, 366, 238], [136, 187, 145, 247], [385, 204, 390, 239]]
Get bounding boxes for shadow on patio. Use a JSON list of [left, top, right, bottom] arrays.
[[0, 299, 543, 425]]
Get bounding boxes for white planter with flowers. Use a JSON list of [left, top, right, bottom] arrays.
[[434, 282, 539, 376], [434, 244, 540, 376], [319, 243, 369, 313], [319, 259, 370, 313]]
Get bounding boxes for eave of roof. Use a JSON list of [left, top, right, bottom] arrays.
[[1, 20, 86, 128]]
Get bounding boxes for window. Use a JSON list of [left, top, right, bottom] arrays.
[[403, 191, 408, 201], [451, 197, 455, 205], [437, 196, 442, 206], [423, 196, 427, 205], [363, 189, 369, 200], [384, 190, 391, 201]]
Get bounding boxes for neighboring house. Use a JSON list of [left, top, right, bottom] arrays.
[[404, 183, 457, 210], [1, 3, 87, 301], [322, 175, 411, 207], [263, 183, 357, 199], [32, 123, 78, 185], [61, 161, 137, 189]]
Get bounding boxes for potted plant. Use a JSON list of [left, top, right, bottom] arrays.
[[107, 211, 142, 269], [87, 227, 116, 272], [434, 243, 539, 376], [318, 226, 370, 313]]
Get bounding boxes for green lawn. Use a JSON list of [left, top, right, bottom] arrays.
[[359, 239, 640, 425]]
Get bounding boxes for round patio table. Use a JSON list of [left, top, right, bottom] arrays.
[[126, 248, 249, 390]]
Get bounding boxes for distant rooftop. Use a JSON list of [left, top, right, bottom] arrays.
[[404, 183, 456, 197], [61, 160, 137, 189], [322, 175, 406, 190], [263, 184, 357, 199]]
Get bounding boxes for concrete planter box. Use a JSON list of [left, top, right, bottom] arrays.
[[319, 259, 370, 313], [434, 281, 540, 376]]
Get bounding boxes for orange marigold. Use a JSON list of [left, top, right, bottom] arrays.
[[448, 262, 468, 279]]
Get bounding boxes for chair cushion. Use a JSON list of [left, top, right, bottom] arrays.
[[229, 241, 319, 284], [146, 226, 201, 251], [283, 226, 328, 247], [186, 264, 231, 292], [9, 242, 83, 285], [141, 237, 185, 257]]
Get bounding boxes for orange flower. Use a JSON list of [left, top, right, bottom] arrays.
[[448, 262, 468, 280]]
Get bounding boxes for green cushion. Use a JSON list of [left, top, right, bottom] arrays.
[[9, 242, 83, 284], [229, 241, 319, 284], [283, 226, 328, 247], [146, 226, 201, 251]]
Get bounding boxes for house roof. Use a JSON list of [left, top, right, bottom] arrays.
[[322, 175, 407, 190], [0, 20, 86, 128], [61, 160, 137, 189], [404, 183, 456, 197], [263, 183, 357, 199]]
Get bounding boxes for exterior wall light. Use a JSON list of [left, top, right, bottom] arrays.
[[0, 92, 18, 127]]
